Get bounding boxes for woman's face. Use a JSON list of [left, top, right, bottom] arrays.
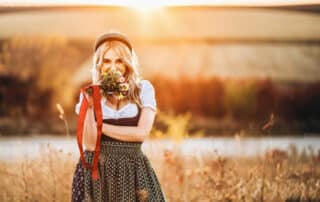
[[99, 48, 127, 76]]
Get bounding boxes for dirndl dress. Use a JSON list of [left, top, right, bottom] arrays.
[[71, 106, 167, 202]]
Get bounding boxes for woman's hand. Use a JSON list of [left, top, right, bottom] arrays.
[[101, 107, 156, 142]]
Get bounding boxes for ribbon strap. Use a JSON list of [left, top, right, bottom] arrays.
[[76, 84, 103, 181]]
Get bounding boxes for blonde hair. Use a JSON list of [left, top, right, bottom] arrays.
[[90, 38, 144, 108]]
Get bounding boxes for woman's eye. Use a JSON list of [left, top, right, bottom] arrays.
[[102, 58, 111, 64], [116, 59, 124, 66]]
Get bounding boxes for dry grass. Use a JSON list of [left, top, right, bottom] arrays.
[[0, 144, 75, 201], [0, 141, 319, 202], [1, 113, 319, 201], [158, 143, 320, 202]]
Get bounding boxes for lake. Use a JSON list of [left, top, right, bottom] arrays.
[[0, 135, 319, 162]]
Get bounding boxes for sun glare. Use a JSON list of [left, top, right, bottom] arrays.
[[121, 1, 165, 12], [2, 0, 318, 7]]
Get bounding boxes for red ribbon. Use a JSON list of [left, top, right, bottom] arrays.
[[76, 84, 103, 181]]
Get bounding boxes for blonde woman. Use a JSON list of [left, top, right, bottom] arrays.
[[71, 32, 167, 202]]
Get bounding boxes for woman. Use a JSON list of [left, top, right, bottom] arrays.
[[71, 32, 167, 202]]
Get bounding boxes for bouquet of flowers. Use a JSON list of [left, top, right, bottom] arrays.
[[86, 69, 130, 100]]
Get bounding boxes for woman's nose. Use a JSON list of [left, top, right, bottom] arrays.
[[111, 62, 117, 70]]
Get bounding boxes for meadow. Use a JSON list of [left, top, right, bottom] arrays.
[[0, 138, 319, 201], [0, 112, 319, 202]]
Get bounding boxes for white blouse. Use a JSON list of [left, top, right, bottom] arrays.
[[75, 79, 157, 119]]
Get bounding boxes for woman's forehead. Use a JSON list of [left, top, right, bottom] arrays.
[[102, 48, 120, 59]]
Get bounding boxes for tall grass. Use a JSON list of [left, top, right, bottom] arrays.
[[0, 112, 319, 201], [0, 141, 319, 201], [150, 110, 205, 143]]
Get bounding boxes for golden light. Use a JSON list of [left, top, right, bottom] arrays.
[[124, 1, 166, 12], [2, 0, 318, 7]]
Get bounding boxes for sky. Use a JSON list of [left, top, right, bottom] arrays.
[[0, 0, 319, 7]]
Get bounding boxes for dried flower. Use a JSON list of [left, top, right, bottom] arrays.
[[56, 103, 64, 116], [86, 69, 130, 100], [55, 103, 69, 137]]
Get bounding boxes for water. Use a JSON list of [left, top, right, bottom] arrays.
[[0, 135, 319, 162]]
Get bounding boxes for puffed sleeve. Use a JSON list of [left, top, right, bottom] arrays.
[[75, 92, 83, 115], [140, 80, 157, 113]]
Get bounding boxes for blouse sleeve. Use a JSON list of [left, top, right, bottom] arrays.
[[75, 92, 83, 115], [140, 80, 157, 113]]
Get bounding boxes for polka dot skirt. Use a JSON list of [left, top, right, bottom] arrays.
[[71, 138, 167, 202], [72, 106, 167, 202], [71, 155, 85, 202]]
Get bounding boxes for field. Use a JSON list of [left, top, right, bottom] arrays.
[[0, 7, 320, 40], [1, 111, 319, 201], [1, 6, 320, 120], [1, 6, 320, 82], [0, 141, 319, 201]]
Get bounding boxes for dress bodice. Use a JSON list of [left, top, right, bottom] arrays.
[[75, 79, 157, 119], [76, 79, 157, 148], [95, 105, 143, 144]]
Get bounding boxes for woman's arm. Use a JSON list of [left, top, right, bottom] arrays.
[[83, 107, 98, 151], [102, 107, 156, 142], [83, 107, 156, 143], [82, 77, 158, 143]]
